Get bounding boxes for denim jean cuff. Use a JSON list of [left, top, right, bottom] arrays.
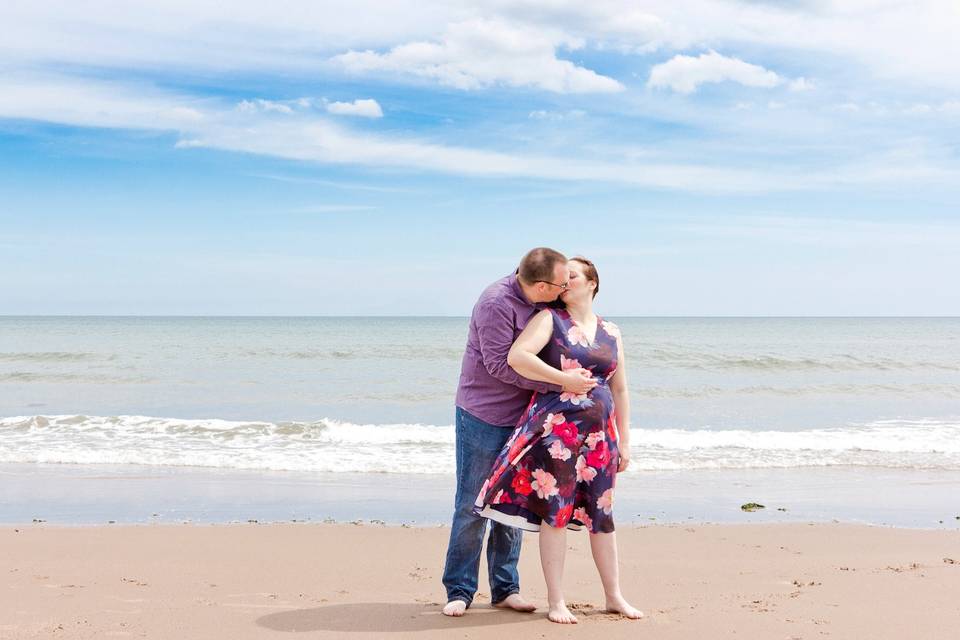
[[490, 589, 520, 605], [447, 594, 473, 608]]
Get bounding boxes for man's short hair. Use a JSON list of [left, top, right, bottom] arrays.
[[518, 247, 567, 285]]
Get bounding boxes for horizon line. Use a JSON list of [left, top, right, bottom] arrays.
[[2, 315, 959, 320]]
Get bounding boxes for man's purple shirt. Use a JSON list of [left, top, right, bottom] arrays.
[[455, 273, 563, 427]]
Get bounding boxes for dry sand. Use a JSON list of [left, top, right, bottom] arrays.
[[3, 522, 959, 639]]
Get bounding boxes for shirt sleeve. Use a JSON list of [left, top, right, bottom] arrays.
[[475, 302, 562, 394]]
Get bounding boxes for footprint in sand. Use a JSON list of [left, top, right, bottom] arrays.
[[884, 563, 922, 573], [121, 577, 148, 586]]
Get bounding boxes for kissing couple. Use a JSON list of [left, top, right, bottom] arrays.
[[441, 247, 643, 624]]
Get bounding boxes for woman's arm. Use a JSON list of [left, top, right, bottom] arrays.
[[608, 330, 631, 472], [507, 311, 596, 394]]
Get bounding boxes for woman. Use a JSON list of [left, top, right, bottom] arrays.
[[473, 256, 643, 624]]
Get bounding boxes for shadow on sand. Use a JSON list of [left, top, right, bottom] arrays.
[[257, 602, 538, 633]]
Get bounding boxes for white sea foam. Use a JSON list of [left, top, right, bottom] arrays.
[[2, 415, 959, 474]]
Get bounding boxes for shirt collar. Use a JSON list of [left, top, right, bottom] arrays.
[[510, 270, 541, 308]]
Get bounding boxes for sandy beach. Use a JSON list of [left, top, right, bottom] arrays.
[[3, 522, 959, 639]]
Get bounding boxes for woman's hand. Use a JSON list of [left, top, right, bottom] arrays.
[[560, 368, 597, 395], [617, 447, 630, 473]]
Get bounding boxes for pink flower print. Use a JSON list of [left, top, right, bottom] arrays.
[[573, 507, 593, 531], [555, 504, 573, 528], [553, 421, 580, 447], [601, 320, 620, 339], [566, 324, 591, 347], [597, 488, 614, 515], [548, 440, 571, 461], [585, 430, 605, 450], [586, 440, 611, 469], [604, 363, 618, 382], [530, 468, 559, 499], [559, 388, 588, 405], [507, 432, 532, 464], [492, 489, 512, 505], [477, 479, 489, 501], [606, 412, 619, 442], [575, 455, 597, 483], [542, 412, 565, 438], [560, 354, 582, 371]]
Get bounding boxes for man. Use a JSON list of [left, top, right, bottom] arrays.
[[441, 247, 598, 617]]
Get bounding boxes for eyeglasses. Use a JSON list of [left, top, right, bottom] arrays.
[[535, 280, 569, 290]]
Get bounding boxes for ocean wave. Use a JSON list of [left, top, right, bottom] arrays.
[[2, 415, 960, 474], [0, 372, 154, 384], [634, 383, 960, 399], [0, 352, 114, 363], [635, 348, 959, 372], [234, 346, 465, 361]]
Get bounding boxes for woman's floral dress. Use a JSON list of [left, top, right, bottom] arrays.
[[474, 308, 622, 534]]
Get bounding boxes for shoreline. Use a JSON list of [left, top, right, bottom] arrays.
[[3, 522, 959, 639], [3, 462, 960, 530]]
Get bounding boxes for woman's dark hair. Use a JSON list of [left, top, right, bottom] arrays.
[[570, 255, 599, 298]]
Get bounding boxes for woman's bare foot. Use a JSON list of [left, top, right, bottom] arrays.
[[547, 600, 578, 624], [442, 600, 467, 617], [492, 593, 536, 612], [605, 594, 644, 619]]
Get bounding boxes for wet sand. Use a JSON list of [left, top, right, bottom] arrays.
[[3, 522, 959, 639], [5, 462, 960, 528]]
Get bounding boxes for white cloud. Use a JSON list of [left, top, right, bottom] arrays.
[[0, 73, 792, 193], [332, 18, 623, 93], [2, 71, 957, 197], [648, 50, 783, 94], [941, 101, 960, 114], [528, 109, 586, 120], [674, 214, 960, 250], [287, 204, 379, 213], [2, 1, 960, 95], [903, 104, 933, 116], [237, 99, 294, 114], [833, 102, 861, 112], [788, 77, 814, 92], [0, 1, 458, 72], [0, 73, 211, 130], [326, 99, 383, 118], [502, 1, 960, 91], [903, 101, 960, 116]]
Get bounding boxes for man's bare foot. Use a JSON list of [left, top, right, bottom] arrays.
[[442, 600, 467, 617], [547, 600, 578, 624], [492, 593, 537, 613], [605, 594, 644, 619]]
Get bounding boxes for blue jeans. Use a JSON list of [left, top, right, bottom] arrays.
[[441, 407, 523, 607]]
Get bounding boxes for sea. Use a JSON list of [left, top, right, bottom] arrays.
[[2, 316, 959, 526]]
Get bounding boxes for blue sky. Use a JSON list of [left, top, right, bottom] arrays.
[[1, 1, 959, 315]]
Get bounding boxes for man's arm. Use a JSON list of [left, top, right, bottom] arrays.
[[508, 310, 596, 395], [475, 303, 561, 394]]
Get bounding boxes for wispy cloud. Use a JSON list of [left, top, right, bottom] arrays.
[[528, 109, 586, 121], [325, 99, 383, 118], [332, 18, 624, 93], [3, 1, 960, 93], [286, 204, 379, 213], [237, 99, 297, 114], [0, 73, 784, 192], [648, 50, 785, 94], [672, 214, 960, 249], [247, 174, 422, 193], [4, 72, 956, 194]]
